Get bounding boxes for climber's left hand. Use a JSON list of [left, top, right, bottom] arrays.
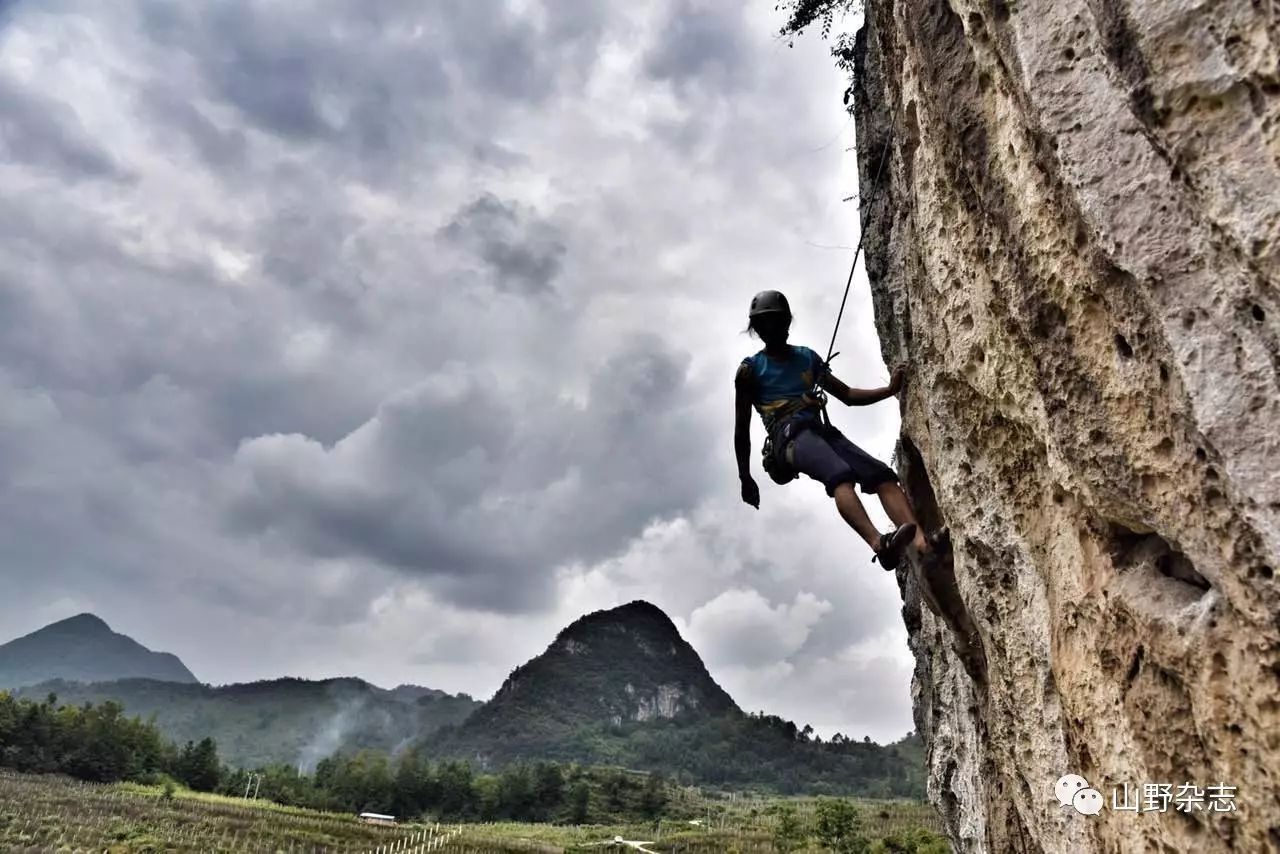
[[888, 363, 908, 394]]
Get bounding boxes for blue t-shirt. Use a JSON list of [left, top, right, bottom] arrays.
[[739, 345, 824, 434]]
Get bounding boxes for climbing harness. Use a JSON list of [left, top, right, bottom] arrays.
[[761, 419, 802, 485], [761, 142, 893, 485]]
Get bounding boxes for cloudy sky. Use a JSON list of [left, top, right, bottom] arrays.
[[0, 0, 914, 743]]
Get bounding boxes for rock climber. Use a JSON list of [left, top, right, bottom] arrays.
[[734, 289, 932, 570]]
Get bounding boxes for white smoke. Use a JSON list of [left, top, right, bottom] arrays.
[[294, 687, 420, 773], [389, 733, 417, 759], [296, 695, 367, 774]]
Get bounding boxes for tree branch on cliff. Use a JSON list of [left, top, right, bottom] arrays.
[[776, 1, 863, 109]]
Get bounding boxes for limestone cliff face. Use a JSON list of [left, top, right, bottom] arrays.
[[852, 0, 1280, 851]]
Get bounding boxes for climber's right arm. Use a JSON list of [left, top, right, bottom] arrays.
[[734, 363, 759, 508], [734, 363, 753, 478]]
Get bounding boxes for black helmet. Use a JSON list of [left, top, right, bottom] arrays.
[[748, 290, 791, 318]]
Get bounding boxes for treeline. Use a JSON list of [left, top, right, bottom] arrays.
[[0, 692, 666, 823], [0, 691, 220, 791], [447, 712, 924, 798], [224, 753, 667, 822]]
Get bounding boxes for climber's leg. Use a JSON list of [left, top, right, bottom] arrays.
[[875, 481, 931, 555], [791, 425, 916, 566], [815, 427, 925, 553], [832, 482, 881, 550], [807, 425, 925, 565]]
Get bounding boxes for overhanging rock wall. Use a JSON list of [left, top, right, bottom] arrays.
[[851, 0, 1280, 850]]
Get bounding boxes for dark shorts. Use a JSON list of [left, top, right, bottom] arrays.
[[786, 423, 899, 497]]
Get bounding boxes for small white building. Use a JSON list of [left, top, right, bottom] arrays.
[[358, 812, 397, 826]]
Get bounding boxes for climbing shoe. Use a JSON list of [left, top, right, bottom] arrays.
[[928, 526, 951, 554], [872, 523, 917, 571]]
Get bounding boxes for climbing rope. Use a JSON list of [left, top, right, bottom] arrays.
[[813, 141, 893, 426]]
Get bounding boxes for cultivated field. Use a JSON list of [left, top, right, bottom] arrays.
[[665, 785, 944, 838], [0, 771, 943, 853]]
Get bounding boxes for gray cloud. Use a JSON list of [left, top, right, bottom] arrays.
[[0, 0, 914, 741], [222, 334, 714, 611], [138, 1, 449, 150], [0, 78, 127, 181], [644, 0, 750, 91], [138, 84, 248, 171], [439, 194, 567, 294]]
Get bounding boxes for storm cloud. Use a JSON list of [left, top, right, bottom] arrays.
[[0, 0, 912, 742]]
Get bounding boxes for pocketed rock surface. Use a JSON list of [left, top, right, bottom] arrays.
[[851, 0, 1280, 850]]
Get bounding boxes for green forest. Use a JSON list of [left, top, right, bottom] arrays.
[[14, 676, 481, 769], [418, 600, 925, 798], [1, 690, 926, 828], [1, 602, 928, 813], [0, 690, 617, 821], [428, 711, 924, 798]]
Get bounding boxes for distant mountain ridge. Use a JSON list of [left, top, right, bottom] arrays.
[[425, 600, 922, 796], [4, 604, 924, 795], [0, 613, 197, 690], [462, 600, 738, 736], [425, 600, 743, 765], [1, 614, 481, 771], [17, 676, 482, 771]]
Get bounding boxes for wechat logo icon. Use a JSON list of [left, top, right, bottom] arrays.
[[1056, 774, 1103, 816]]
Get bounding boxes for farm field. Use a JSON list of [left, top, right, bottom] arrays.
[[0, 771, 945, 853], [0, 771, 442, 853]]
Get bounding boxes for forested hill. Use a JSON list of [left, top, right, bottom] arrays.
[[462, 600, 739, 733], [3, 603, 925, 796], [425, 600, 924, 796], [16, 676, 480, 772], [0, 614, 196, 690]]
